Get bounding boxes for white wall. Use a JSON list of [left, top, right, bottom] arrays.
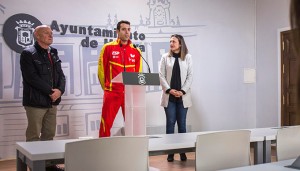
[[0, 0, 291, 159], [187, 0, 257, 131], [256, 0, 290, 127]]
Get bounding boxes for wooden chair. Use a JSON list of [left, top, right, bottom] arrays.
[[195, 130, 251, 171], [276, 126, 300, 161], [64, 136, 159, 171]]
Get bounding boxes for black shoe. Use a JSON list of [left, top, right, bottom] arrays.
[[46, 165, 64, 171], [180, 153, 187, 161], [167, 154, 174, 162]]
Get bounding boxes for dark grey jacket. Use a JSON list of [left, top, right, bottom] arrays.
[[20, 41, 66, 108]]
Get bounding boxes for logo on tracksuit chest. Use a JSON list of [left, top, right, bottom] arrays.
[[112, 51, 120, 59], [129, 54, 135, 62]]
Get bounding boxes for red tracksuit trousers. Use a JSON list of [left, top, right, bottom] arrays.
[[99, 91, 125, 137]]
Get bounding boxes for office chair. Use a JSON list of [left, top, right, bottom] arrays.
[[195, 130, 251, 171], [276, 126, 300, 161], [64, 136, 159, 171]]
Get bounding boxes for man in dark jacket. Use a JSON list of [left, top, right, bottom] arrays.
[[20, 25, 66, 142]]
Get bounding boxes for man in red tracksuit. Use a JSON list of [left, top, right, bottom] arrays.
[[98, 20, 142, 137]]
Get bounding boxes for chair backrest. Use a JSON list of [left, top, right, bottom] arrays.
[[195, 130, 251, 171], [64, 136, 149, 171], [276, 126, 300, 161]]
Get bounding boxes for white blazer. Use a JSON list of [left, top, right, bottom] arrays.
[[159, 53, 193, 108]]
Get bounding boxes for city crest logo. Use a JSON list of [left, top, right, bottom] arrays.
[[3, 13, 42, 54], [138, 73, 146, 85], [15, 20, 35, 48]]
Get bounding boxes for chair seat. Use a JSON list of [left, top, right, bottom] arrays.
[[276, 126, 300, 161], [195, 130, 251, 171], [64, 136, 160, 171]]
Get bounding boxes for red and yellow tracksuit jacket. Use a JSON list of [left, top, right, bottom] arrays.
[[97, 39, 142, 137]]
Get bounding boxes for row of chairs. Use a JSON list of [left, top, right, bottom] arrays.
[[63, 126, 300, 171], [198, 126, 300, 170]]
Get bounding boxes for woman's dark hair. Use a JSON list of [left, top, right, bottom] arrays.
[[168, 34, 189, 60]]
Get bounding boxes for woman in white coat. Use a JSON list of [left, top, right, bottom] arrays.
[[159, 34, 193, 162]]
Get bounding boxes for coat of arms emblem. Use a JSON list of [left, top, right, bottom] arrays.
[[138, 73, 146, 85], [15, 20, 35, 47]]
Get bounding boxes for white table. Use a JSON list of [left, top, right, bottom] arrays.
[[220, 159, 295, 171], [148, 131, 264, 156], [16, 139, 76, 171], [249, 126, 298, 163], [16, 131, 266, 171], [249, 127, 279, 163]]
